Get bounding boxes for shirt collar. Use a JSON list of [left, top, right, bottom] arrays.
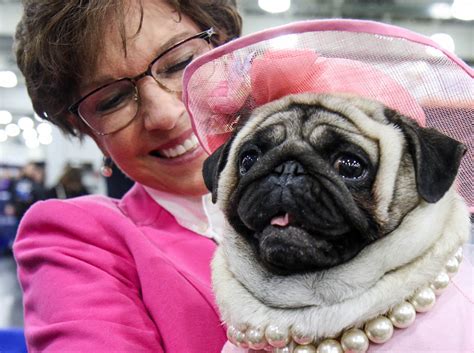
[[142, 185, 225, 243]]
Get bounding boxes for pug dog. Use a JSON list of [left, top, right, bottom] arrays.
[[203, 93, 470, 350]]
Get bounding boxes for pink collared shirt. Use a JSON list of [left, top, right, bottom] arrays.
[[14, 183, 227, 353]]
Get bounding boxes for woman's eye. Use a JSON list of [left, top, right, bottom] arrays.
[[239, 149, 260, 175], [96, 91, 133, 114], [162, 56, 193, 75], [334, 154, 367, 180]]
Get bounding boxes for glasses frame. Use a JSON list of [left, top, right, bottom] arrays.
[[68, 27, 215, 135]]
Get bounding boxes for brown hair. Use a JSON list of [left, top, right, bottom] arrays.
[[15, 0, 242, 138]]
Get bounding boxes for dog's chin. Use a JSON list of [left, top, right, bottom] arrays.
[[253, 225, 365, 275]]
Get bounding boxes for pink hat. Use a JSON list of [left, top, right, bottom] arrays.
[[183, 19, 473, 210]]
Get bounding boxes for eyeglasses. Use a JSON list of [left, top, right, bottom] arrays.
[[68, 28, 215, 135]]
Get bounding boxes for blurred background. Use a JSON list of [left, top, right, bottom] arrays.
[[0, 0, 472, 343]]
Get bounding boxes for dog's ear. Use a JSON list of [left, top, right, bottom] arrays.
[[385, 109, 467, 203], [203, 138, 234, 203]]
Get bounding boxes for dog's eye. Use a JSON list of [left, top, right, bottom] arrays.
[[239, 149, 260, 175], [334, 154, 367, 180]]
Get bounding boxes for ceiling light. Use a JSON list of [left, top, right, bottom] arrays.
[[5, 123, 20, 137], [0, 110, 13, 124], [0, 71, 18, 88], [451, 0, 474, 21], [430, 33, 455, 53], [258, 0, 291, 14], [18, 116, 35, 130], [429, 3, 452, 19], [37, 122, 53, 135]]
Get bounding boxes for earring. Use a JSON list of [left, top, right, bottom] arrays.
[[100, 156, 113, 177]]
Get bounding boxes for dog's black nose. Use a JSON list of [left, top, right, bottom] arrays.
[[274, 160, 306, 176]]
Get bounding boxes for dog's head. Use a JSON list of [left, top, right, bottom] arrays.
[[203, 93, 466, 275]]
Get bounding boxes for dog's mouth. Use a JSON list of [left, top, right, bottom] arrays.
[[270, 213, 291, 227], [249, 209, 359, 274], [256, 225, 345, 274]]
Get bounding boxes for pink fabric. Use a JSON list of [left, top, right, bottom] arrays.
[[250, 50, 426, 126], [221, 259, 474, 353], [13, 183, 227, 353]]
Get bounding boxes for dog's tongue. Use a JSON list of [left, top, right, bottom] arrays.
[[271, 213, 290, 227]]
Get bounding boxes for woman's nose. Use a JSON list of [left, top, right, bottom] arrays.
[[137, 77, 185, 131]]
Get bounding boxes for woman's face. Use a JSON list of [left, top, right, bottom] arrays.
[[83, 0, 209, 196]]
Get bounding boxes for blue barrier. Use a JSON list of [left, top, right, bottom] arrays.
[[0, 328, 27, 353]]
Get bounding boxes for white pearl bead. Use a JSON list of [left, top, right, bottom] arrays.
[[410, 287, 436, 312], [430, 270, 450, 295], [291, 324, 313, 345], [388, 301, 416, 328], [316, 339, 343, 353], [227, 326, 238, 345], [341, 328, 369, 353], [234, 329, 248, 348], [265, 324, 290, 348], [364, 316, 394, 344], [454, 246, 463, 263], [445, 257, 460, 277], [294, 344, 318, 353], [246, 326, 267, 350]]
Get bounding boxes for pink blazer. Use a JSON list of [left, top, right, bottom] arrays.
[[14, 183, 227, 353]]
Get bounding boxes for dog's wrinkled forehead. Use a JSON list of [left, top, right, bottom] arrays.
[[231, 93, 387, 161]]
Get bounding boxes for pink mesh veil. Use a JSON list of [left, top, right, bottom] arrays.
[[183, 19, 473, 211]]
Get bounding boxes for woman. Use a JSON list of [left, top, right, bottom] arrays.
[[13, 1, 241, 352]]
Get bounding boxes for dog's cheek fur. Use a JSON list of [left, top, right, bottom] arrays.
[[384, 150, 420, 232]]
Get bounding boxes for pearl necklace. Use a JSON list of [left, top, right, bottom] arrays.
[[225, 246, 463, 353]]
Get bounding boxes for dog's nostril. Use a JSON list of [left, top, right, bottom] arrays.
[[274, 160, 306, 176]]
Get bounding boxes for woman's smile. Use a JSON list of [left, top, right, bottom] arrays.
[[149, 131, 201, 159]]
